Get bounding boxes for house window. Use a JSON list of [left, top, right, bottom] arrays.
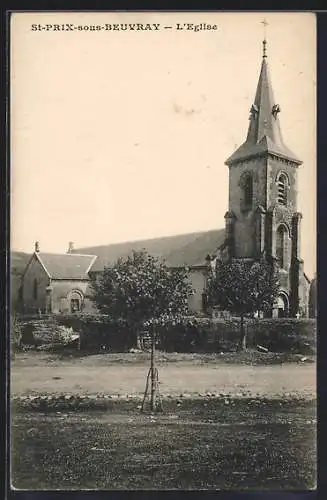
[[33, 279, 38, 300], [277, 172, 288, 206], [276, 225, 287, 269], [70, 298, 81, 313]]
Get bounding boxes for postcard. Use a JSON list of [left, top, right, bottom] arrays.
[[10, 11, 316, 491]]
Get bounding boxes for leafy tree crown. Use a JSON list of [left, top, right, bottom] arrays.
[[90, 250, 193, 329], [207, 259, 280, 316]]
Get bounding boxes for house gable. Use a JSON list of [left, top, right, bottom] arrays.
[[21, 253, 50, 313]]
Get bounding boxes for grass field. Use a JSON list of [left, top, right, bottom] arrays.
[[11, 399, 316, 490], [11, 351, 316, 399]]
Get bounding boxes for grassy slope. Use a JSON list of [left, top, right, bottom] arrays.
[[11, 251, 30, 273], [10, 251, 30, 305]]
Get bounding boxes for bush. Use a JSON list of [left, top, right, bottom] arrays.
[[54, 314, 133, 352], [11, 315, 22, 354], [157, 317, 242, 353], [251, 318, 316, 354], [52, 325, 76, 345], [17, 316, 79, 350], [157, 317, 316, 354], [15, 314, 317, 355], [20, 322, 35, 345]]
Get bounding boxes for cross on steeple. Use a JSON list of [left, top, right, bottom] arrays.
[[225, 24, 302, 166], [261, 19, 268, 58]]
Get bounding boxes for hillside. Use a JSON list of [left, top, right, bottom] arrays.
[[11, 251, 30, 307], [11, 251, 30, 276]]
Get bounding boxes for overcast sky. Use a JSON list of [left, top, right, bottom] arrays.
[[11, 12, 316, 278]]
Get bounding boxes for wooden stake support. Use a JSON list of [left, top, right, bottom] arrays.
[[141, 325, 163, 413], [141, 366, 163, 412]]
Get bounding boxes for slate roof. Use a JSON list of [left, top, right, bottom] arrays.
[[226, 136, 301, 166], [74, 229, 226, 272], [226, 52, 301, 166], [35, 252, 97, 279]]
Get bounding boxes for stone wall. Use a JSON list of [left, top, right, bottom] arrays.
[[22, 255, 49, 313], [228, 158, 268, 258], [50, 280, 96, 314], [267, 157, 298, 212]]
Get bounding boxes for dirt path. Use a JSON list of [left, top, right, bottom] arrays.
[[11, 356, 316, 398]]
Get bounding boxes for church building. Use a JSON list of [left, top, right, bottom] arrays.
[[15, 36, 311, 318], [217, 37, 310, 317]]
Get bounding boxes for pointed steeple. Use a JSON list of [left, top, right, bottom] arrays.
[[226, 38, 302, 166]]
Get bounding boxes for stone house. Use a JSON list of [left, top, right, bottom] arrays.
[[20, 242, 97, 314]]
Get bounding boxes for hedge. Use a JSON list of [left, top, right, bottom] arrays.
[[55, 314, 133, 351], [17, 314, 316, 354], [156, 318, 316, 354], [251, 318, 316, 354]]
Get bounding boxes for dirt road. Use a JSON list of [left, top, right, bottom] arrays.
[[11, 352, 316, 398]]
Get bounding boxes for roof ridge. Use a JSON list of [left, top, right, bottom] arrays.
[[34, 253, 51, 278], [225, 135, 302, 166], [65, 253, 97, 257], [75, 228, 223, 252], [80, 228, 225, 271], [38, 251, 96, 258]]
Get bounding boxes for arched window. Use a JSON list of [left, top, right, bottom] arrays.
[[277, 172, 288, 206], [69, 290, 84, 313], [244, 174, 253, 206], [33, 279, 38, 300], [276, 225, 288, 269], [241, 172, 253, 210], [276, 293, 289, 318]]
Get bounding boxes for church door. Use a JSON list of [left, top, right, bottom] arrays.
[[277, 294, 288, 318]]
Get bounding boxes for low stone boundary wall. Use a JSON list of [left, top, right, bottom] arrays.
[[11, 391, 316, 413]]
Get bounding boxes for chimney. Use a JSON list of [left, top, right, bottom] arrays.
[[67, 241, 74, 254], [35, 241, 40, 253]]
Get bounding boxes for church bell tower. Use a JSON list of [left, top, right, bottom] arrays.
[[223, 35, 305, 317]]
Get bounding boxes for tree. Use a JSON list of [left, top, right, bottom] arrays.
[[207, 259, 280, 350], [90, 250, 193, 411], [91, 250, 192, 344]]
